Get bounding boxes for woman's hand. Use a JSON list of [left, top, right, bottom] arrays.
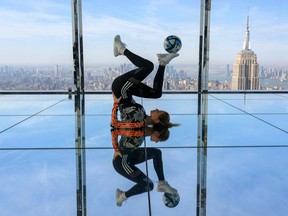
[[112, 92, 122, 104], [113, 150, 122, 159]]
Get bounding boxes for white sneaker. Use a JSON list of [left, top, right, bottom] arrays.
[[157, 53, 179, 66], [157, 180, 177, 194], [116, 188, 127, 207], [114, 35, 126, 57]]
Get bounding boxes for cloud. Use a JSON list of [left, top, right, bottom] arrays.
[[0, 0, 287, 65], [83, 15, 166, 38], [0, 9, 70, 39]]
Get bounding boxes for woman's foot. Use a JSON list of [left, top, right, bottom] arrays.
[[157, 180, 177, 194], [114, 35, 126, 57], [116, 188, 127, 207], [157, 53, 179, 66]]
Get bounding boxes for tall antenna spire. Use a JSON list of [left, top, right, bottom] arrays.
[[242, 15, 251, 50]]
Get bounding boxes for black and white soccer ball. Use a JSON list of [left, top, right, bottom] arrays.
[[163, 35, 182, 53], [162, 192, 180, 208]]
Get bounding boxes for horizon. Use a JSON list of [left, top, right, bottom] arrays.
[[1, 63, 287, 71]]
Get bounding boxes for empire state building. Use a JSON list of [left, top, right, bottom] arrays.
[[231, 16, 260, 90]]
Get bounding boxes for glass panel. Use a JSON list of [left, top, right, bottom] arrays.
[[207, 147, 288, 216], [0, 94, 287, 215], [0, 150, 76, 216], [0, 95, 74, 148], [209, 94, 288, 146]]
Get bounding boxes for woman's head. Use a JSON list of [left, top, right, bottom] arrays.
[[150, 127, 170, 142], [150, 109, 171, 129], [150, 109, 180, 141]]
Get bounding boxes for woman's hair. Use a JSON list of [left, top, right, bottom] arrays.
[[153, 111, 180, 141], [157, 127, 170, 141], [153, 111, 181, 131]]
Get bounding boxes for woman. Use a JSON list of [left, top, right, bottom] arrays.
[[111, 126, 178, 207], [111, 35, 179, 129], [111, 35, 179, 207]]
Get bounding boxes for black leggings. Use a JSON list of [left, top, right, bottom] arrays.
[[113, 147, 165, 198], [112, 49, 165, 100]]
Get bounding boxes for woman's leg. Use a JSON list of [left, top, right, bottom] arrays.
[[113, 155, 154, 198], [126, 148, 177, 194], [112, 63, 166, 99], [130, 65, 166, 99], [129, 147, 165, 181], [111, 48, 154, 99], [112, 35, 178, 99], [114, 35, 154, 81]]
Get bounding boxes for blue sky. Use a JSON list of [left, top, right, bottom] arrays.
[[0, 0, 287, 67]]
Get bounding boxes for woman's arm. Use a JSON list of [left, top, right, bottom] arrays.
[[111, 129, 122, 159], [111, 93, 122, 128]]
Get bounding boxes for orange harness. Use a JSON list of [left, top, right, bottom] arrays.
[[111, 129, 145, 152], [111, 102, 145, 129], [111, 102, 146, 152]]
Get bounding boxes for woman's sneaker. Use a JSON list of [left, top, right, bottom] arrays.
[[157, 180, 177, 194], [157, 53, 179, 66], [116, 188, 127, 207], [114, 35, 126, 57]]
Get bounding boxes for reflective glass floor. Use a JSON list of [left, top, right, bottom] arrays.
[[0, 93, 287, 216]]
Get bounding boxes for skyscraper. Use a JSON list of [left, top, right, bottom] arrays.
[[231, 16, 260, 90]]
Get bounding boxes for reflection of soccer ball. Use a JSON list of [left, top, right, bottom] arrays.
[[164, 35, 182, 53], [162, 192, 180, 208]]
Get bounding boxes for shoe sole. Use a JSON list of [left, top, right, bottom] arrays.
[[116, 189, 122, 207], [114, 35, 120, 57], [157, 187, 177, 194]]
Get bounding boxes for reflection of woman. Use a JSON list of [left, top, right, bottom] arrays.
[[111, 127, 177, 207], [111, 35, 179, 130]]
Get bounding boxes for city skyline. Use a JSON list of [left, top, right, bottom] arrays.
[[1, 63, 287, 91], [0, 0, 287, 67]]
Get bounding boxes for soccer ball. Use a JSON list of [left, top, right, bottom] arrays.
[[162, 192, 180, 208], [163, 35, 182, 53]]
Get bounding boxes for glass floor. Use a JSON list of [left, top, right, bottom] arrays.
[[0, 93, 287, 216]]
